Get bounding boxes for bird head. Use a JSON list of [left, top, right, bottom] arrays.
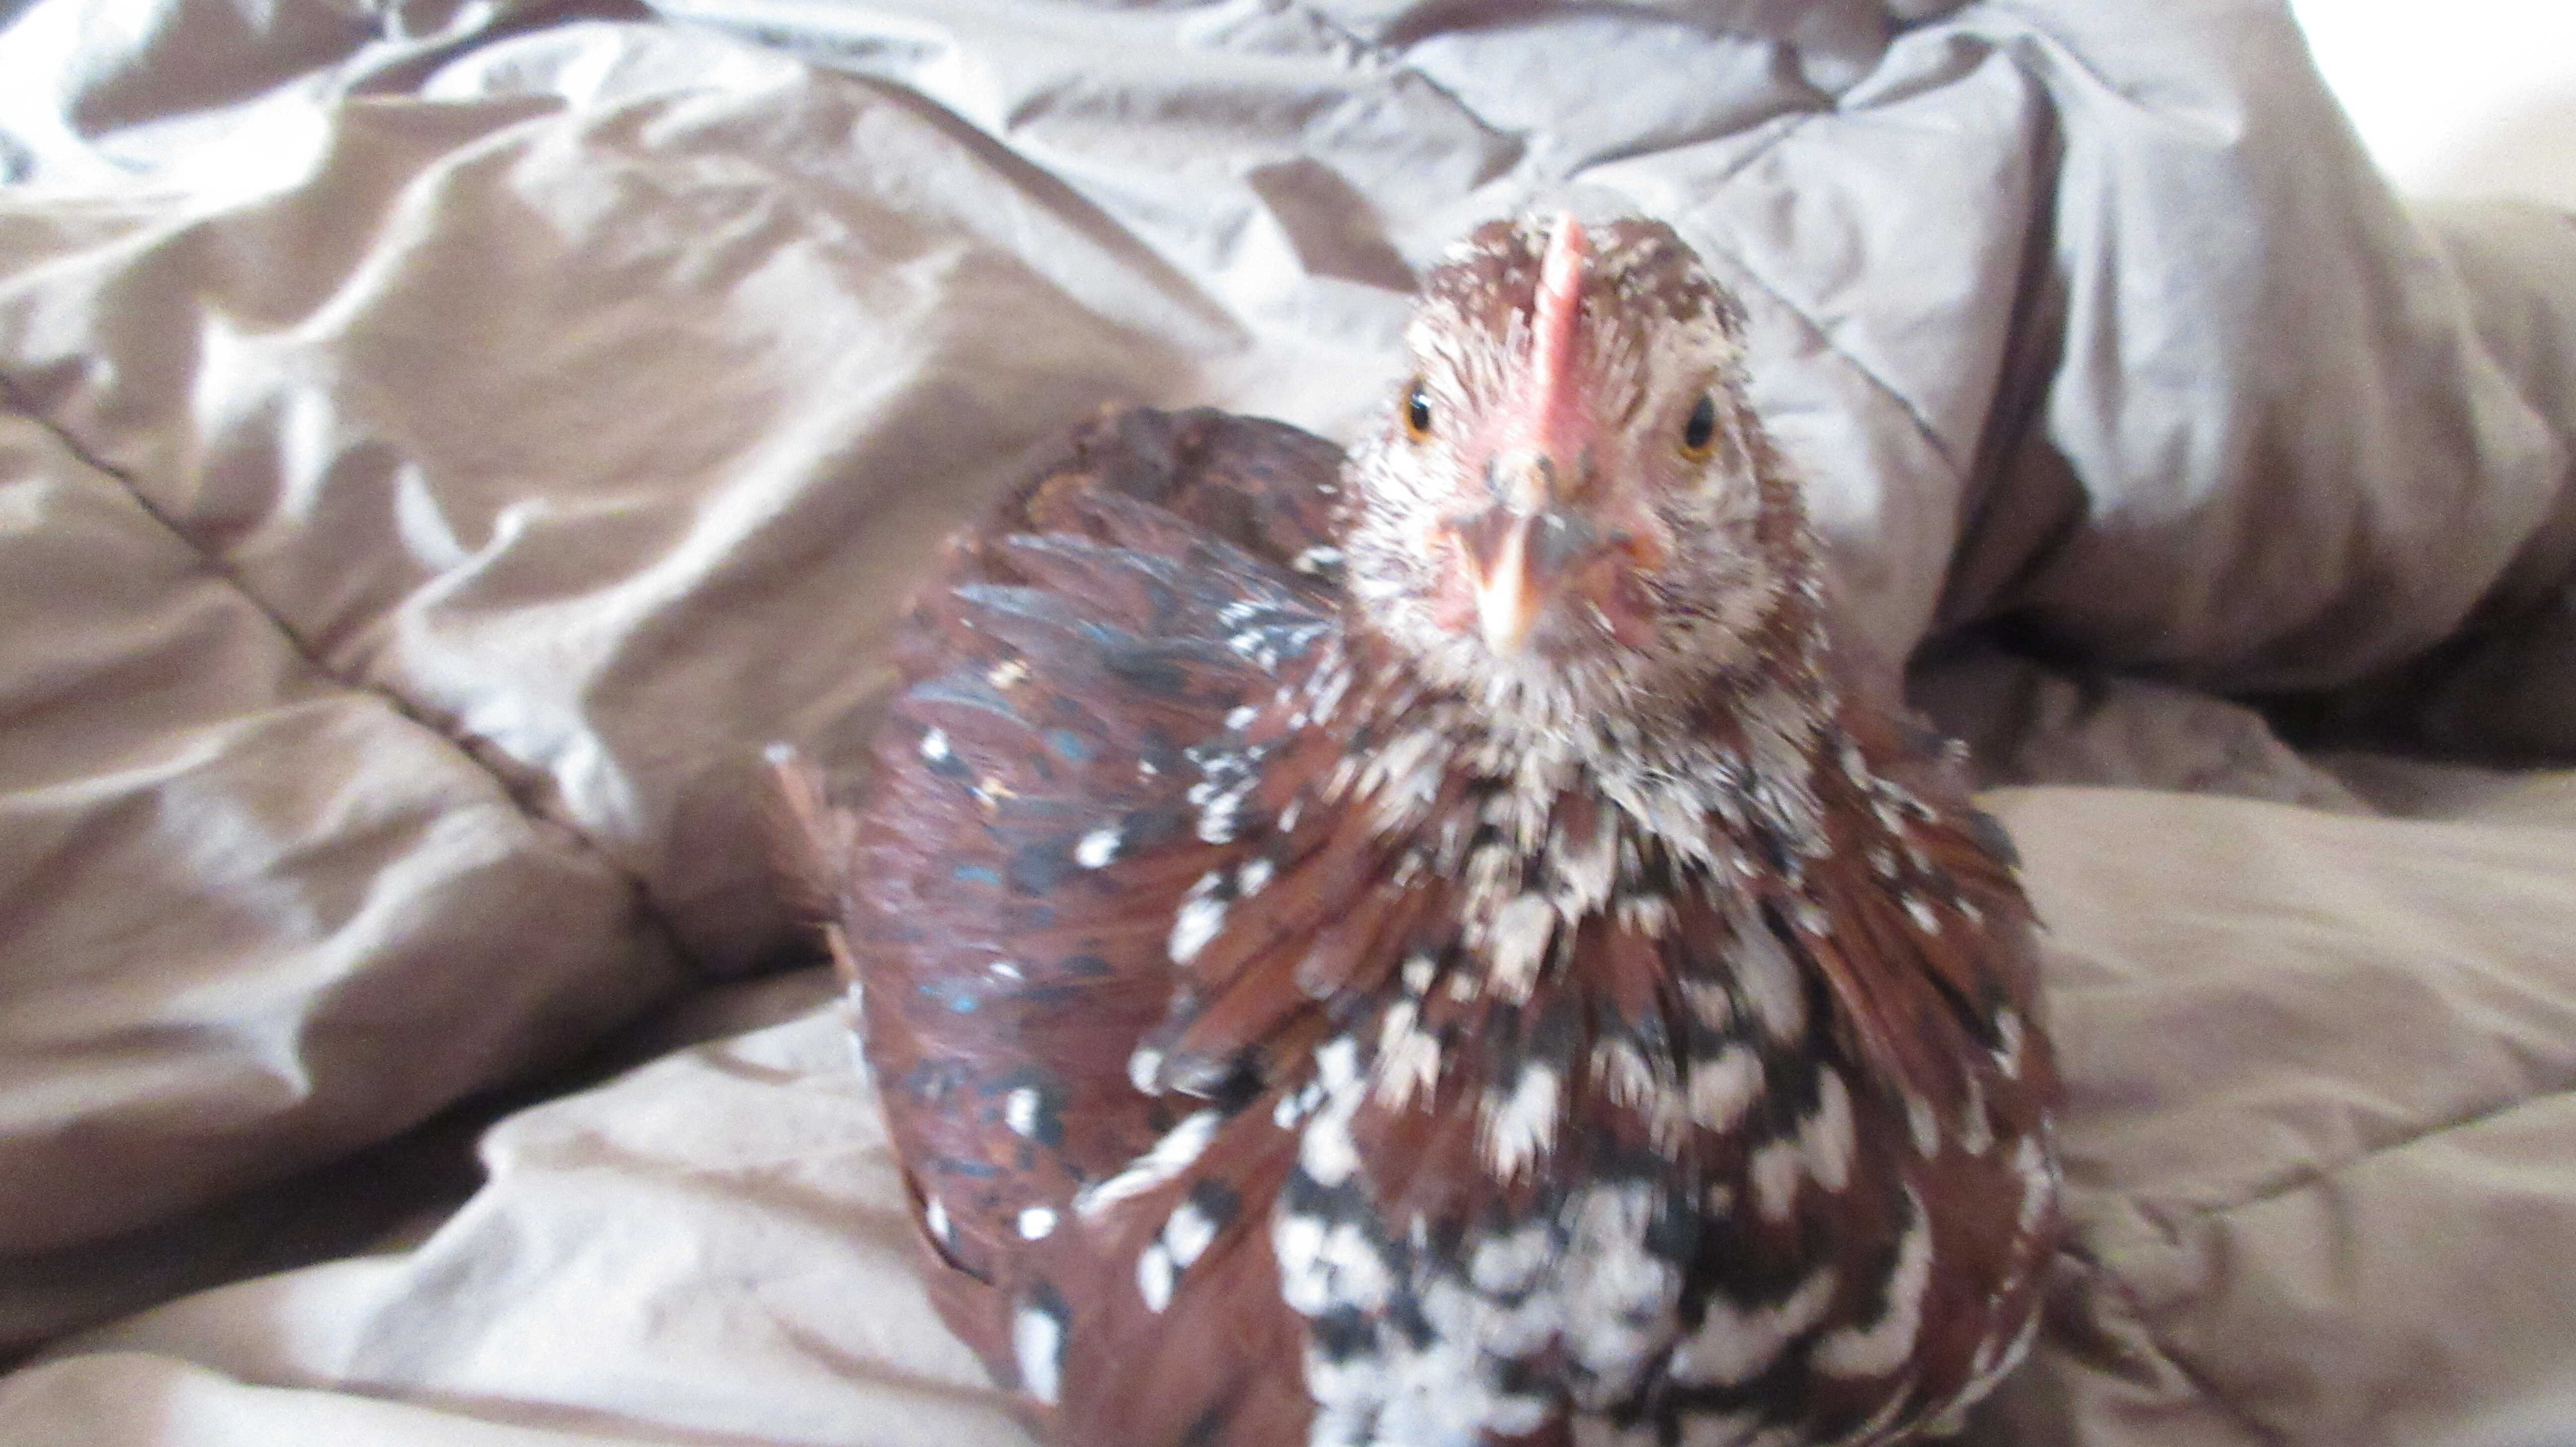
[[1342, 214, 1811, 727]]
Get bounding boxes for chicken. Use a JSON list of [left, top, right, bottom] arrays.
[[772, 213, 2059, 1447]]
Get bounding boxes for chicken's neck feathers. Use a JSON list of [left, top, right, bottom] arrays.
[[1304, 603, 1843, 884]]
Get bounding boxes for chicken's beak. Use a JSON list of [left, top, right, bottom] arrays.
[[1453, 448, 1587, 654]]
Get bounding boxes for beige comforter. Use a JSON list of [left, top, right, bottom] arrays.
[[1, 0, 2571, 1443]]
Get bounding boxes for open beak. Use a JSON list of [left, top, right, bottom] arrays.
[[1451, 448, 1594, 654]]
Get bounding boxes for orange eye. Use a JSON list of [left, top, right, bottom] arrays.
[[1680, 394, 1718, 460], [1403, 380, 1434, 440]]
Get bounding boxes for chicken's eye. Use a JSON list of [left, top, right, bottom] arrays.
[[1404, 381, 1434, 441], [1680, 394, 1718, 460]]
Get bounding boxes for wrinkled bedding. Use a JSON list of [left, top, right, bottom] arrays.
[[1, 1, 2573, 1444]]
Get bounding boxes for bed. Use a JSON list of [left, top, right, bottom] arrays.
[[2, 1, 2572, 1443]]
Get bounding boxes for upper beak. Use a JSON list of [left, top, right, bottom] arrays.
[[1470, 511, 1541, 653]]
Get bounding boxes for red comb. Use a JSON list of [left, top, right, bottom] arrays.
[[1533, 213, 1588, 380], [1519, 213, 1590, 462]]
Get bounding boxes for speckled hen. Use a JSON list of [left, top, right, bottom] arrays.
[[772, 214, 2060, 1447]]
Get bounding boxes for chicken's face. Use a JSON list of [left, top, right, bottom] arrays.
[[1342, 214, 1810, 731]]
